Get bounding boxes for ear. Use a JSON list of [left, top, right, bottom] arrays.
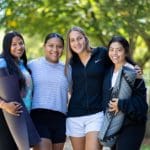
[[60, 50, 64, 57], [43, 44, 46, 50]]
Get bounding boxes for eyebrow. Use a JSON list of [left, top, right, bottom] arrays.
[[109, 46, 122, 49]]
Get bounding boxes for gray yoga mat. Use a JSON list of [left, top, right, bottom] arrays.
[[0, 68, 40, 150]]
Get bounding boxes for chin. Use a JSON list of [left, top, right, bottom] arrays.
[[51, 59, 59, 63], [113, 62, 119, 64]]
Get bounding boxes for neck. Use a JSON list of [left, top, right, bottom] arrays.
[[13, 58, 20, 64], [45, 57, 58, 64], [78, 50, 91, 66], [78, 50, 90, 60], [114, 61, 126, 72]]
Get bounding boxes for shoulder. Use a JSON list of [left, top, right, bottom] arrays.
[[92, 46, 108, 57], [94, 46, 108, 53], [123, 63, 136, 77], [28, 57, 43, 67], [124, 63, 134, 69], [0, 58, 7, 68], [65, 64, 72, 74], [58, 61, 65, 66]]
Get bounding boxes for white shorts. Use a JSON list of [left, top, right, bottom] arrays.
[[66, 111, 104, 137]]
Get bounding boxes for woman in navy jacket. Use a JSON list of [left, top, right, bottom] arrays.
[[102, 36, 148, 150]]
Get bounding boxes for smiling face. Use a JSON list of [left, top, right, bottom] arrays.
[[108, 42, 126, 66], [69, 31, 87, 55], [10, 36, 25, 60], [44, 37, 64, 63]]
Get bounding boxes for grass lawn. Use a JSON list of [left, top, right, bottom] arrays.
[[141, 145, 150, 150], [141, 138, 150, 150]]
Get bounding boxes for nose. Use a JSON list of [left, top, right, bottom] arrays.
[[53, 46, 57, 51], [76, 40, 80, 45], [73, 39, 79, 45], [113, 50, 118, 55], [17, 43, 22, 50]]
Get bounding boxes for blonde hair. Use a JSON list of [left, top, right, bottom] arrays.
[[65, 26, 91, 74]]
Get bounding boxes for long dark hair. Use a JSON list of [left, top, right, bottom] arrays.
[[2, 31, 28, 88], [108, 36, 136, 66]]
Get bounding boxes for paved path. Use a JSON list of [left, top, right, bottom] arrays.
[[64, 138, 72, 150]]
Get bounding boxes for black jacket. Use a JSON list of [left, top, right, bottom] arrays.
[[102, 67, 148, 125], [67, 47, 111, 117]]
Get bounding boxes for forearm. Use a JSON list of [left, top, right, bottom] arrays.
[[0, 98, 22, 116], [0, 98, 5, 109]]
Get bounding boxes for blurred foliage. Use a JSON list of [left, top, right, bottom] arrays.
[[0, 0, 150, 68], [0, 0, 149, 144]]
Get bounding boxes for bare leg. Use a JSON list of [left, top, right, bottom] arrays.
[[70, 136, 85, 150], [53, 143, 64, 150], [85, 131, 102, 150], [32, 138, 52, 150]]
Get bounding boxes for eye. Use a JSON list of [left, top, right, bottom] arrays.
[[57, 45, 63, 49], [118, 48, 123, 52], [70, 39, 75, 43], [48, 44, 53, 48], [109, 48, 114, 52], [19, 41, 24, 44], [19, 42, 24, 46], [12, 43, 17, 46]]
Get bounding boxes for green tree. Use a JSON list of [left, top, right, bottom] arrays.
[[0, 0, 149, 67]]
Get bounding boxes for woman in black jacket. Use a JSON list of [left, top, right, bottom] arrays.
[[102, 36, 148, 150], [65, 26, 111, 150]]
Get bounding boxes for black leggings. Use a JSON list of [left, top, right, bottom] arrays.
[[0, 110, 17, 150], [112, 124, 146, 150]]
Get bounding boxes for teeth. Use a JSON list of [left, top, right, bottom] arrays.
[[51, 53, 58, 57], [112, 56, 118, 59]]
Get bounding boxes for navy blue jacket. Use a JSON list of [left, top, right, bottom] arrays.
[[67, 47, 111, 117], [102, 67, 148, 125]]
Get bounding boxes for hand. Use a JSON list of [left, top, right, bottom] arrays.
[[2, 101, 23, 116], [134, 65, 143, 79], [108, 98, 119, 115]]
